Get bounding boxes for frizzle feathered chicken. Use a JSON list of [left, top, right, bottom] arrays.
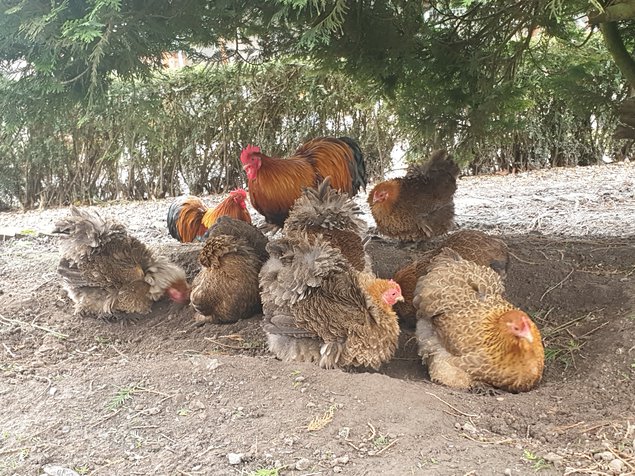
[[260, 235, 403, 370], [369, 150, 460, 241], [394, 229, 509, 327], [283, 177, 370, 272], [190, 217, 268, 324], [54, 206, 190, 318], [413, 248, 544, 393]]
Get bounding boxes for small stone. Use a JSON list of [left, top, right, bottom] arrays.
[[191, 400, 206, 411], [61, 426, 70, 434], [462, 422, 478, 434], [294, 376, 306, 382], [332, 454, 349, 465], [42, 466, 80, 476], [284, 437, 294, 447], [48, 387, 57, 396], [454, 422, 461, 430], [608, 458, 624, 474], [295, 458, 311, 471], [543, 452, 563, 465], [306, 402, 316, 408], [595, 451, 614, 461], [227, 453, 243, 465], [504, 469, 512, 476], [333, 466, 343, 473]]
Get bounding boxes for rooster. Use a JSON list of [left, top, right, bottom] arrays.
[[283, 177, 370, 272], [167, 189, 251, 243], [413, 248, 544, 393], [240, 137, 367, 226], [393, 229, 509, 327], [54, 206, 190, 318], [260, 234, 403, 370], [190, 217, 268, 324], [369, 150, 460, 241]]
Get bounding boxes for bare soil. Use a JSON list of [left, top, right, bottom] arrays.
[[1, 163, 634, 476]]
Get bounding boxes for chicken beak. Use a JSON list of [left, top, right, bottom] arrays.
[[521, 330, 534, 343], [396, 296, 405, 302]]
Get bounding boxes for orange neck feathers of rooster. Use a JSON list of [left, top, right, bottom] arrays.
[[201, 189, 251, 229], [241, 145, 317, 226]]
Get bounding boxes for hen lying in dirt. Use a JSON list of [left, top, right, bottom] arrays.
[[283, 177, 370, 272], [394, 229, 509, 327], [190, 217, 269, 324], [260, 234, 403, 370], [369, 149, 460, 241], [413, 248, 544, 393], [54, 206, 190, 318]]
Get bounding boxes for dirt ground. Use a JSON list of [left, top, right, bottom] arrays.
[[1, 163, 634, 476]]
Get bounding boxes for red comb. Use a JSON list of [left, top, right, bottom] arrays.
[[240, 144, 260, 164], [230, 188, 247, 198]]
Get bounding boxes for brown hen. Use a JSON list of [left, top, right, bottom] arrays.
[[54, 206, 190, 318], [369, 150, 460, 241], [413, 248, 544, 393], [190, 217, 268, 324], [260, 235, 402, 370], [394, 229, 509, 327]]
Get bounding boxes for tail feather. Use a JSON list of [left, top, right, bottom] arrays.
[[284, 176, 367, 236], [167, 196, 207, 243], [338, 136, 367, 194], [408, 149, 460, 180]]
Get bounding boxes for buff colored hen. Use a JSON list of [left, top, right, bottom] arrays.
[[260, 234, 402, 370], [394, 229, 509, 327], [413, 248, 544, 393]]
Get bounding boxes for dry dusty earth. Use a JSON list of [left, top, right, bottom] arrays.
[[0, 162, 634, 476]]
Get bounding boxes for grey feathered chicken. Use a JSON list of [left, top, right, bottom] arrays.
[[54, 206, 190, 318], [393, 229, 509, 327], [283, 177, 370, 272], [190, 216, 268, 324], [260, 234, 403, 370]]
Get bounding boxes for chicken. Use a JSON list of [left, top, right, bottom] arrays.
[[369, 149, 460, 241], [412, 248, 544, 393], [240, 137, 367, 226], [260, 234, 403, 370], [54, 206, 190, 318], [190, 217, 268, 324], [394, 229, 509, 327], [283, 177, 370, 272], [167, 189, 251, 243]]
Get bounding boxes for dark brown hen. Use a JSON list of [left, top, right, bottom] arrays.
[[190, 217, 268, 324], [369, 150, 460, 241]]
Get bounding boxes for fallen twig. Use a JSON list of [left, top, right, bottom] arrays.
[[0, 314, 69, 339], [540, 268, 574, 301], [425, 392, 479, 418]]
